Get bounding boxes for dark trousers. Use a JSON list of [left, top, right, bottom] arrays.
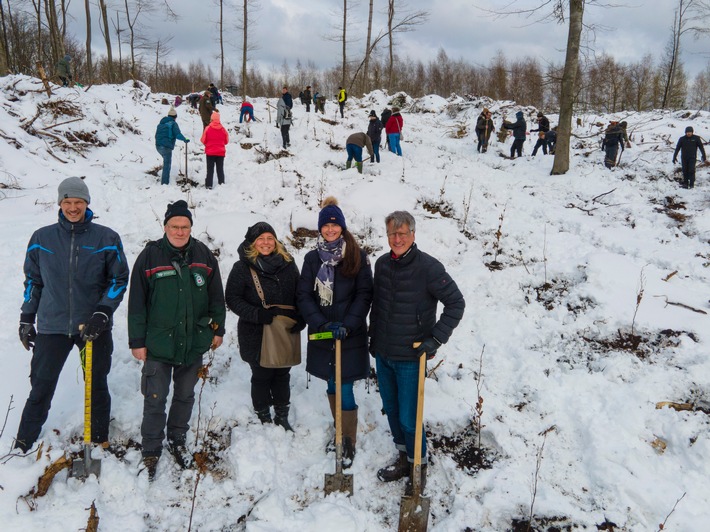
[[681, 158, 696, 187], [249, 362, 291, 411], [511, 138, 525, 158], [532, 138, 548, 156], [16, 332, 113, 451], [370, 142, 381, 163], [280, 124, 291, 148], [339, 101, 345, 118], [604, 144, 619, 169], [205, 155, 225, 188], [140, 357, 202, 456], [476, 132, 490, 153], [305, 102, 311, 112]]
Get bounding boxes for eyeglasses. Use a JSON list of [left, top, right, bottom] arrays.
[[387, 230, 412, 239], [167, 224, 191, 232]]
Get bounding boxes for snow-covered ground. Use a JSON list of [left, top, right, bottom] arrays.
[[0, 75, 709, 531]]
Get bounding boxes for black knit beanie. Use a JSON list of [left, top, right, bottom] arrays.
[[245, 221, 277, 243], [164, 200, 193, 226]]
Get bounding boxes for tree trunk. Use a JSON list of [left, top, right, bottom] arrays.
[[341, 0, 347, 87], [0, 0, 11, 73], [85, 0, 92, 84], [99, 0, 113, 82], [551, 0, 584, 176], [387, 0, 394, 90], [46, 0, 63, 65], [219, 0, 224, 90], [241, 0, 247, 98], [361, 0, 373, 94]]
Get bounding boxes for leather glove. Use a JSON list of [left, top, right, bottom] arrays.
[[19, 322, 37, 351], [290, 319, 307, 334], [327, 321, 348, 340], [415, 337, 441, 360], [81, 311, 110, 341], [258, 308, 274, 324]]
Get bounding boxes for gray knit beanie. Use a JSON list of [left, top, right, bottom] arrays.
[[57, 177, 90, 205]]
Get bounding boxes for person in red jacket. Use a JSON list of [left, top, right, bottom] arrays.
[[200, 111, 229, 189], [384, 107, 404, 156]]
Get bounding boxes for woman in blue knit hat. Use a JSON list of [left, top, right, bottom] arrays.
[[297, 197, 373, 468]]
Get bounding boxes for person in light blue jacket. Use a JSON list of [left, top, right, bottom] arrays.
[[155, 106, 189, 185], [15, 177, 129, 453]]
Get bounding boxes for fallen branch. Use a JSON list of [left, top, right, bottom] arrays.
[[592, 188, 616, 203], [662, 271, 678, 282], [44, 117, 83, 130], [34, 454, 72, 497], [654, 295, 707, 314], [86, 500, 100, 532], [655, 401, 693, 411], [657, 492, 685, 531]]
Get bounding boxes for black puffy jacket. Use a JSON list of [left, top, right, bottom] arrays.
[[297, 248, 373, 382], [369, 244, 465, 361], [225, 243, 301, 365]]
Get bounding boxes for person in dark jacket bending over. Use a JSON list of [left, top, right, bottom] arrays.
[[128, 200, 226, 480], [15, 177, 129, 453], [297, 198, 373, 468], [673, 126, 707, 189], [371, 211, 465, 494], [225, 222, 304, 430]]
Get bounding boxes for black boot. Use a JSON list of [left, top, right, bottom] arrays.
[[255, 407, 272, 424], [377, 450, 409, 482], [168, 440, 193, 469], [404, 463, 428, 496], [274, 404, 294, 432]]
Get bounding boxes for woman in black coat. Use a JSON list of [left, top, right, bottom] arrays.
[[297, 197, 373, 467], [225, 222, 304, 430]]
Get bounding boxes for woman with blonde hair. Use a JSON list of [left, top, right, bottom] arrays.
[[225, 222, 304, 429], [297, 198, 373, 467]]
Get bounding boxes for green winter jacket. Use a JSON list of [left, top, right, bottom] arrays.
[[128, 234, 226, 366]]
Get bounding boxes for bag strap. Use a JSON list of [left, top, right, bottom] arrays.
[[249, 268, 296, 310]]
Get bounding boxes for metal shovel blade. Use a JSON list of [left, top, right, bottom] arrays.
[[398, 492, 430, 532], [324, 470, 354, 496], [70, 445, 101, 479]]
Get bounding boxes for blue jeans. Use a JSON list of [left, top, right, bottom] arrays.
[[388, 133, 402, 156], [239, 108, 254, 123], [346, 144, 363, 163], [371, 142, 380, 163], [327, 377, 357, 411], [375, 354, 426, 462], [156, 145, 173, 185]]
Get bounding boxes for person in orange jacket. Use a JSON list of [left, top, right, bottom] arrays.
[[200, 111, 229, 189]]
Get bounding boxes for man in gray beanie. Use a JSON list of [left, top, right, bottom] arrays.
[[14, 177, 129, 453], [673, 126, 707, 189]]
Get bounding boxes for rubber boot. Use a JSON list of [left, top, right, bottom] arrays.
[[346, 159, 352, 169], [255, 407, 272, 424], [274, 404, 294, 432], [355, 162, 363, 174], [342, 408, 358, 469], [377, 450, 409, 482], [404, 463, 428, 496]]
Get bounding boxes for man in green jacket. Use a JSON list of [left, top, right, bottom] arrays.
[[128, 200, 226, 479]]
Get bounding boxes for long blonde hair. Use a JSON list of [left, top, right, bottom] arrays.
[[244, 239, 293, 262]]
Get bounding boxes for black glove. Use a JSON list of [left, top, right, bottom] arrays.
[[415, 337, 441, 360], [19, 322, 37, 351], [327, 321, 348, 340], [258, 308, 274, 324], [290, 319, 307, 334], [81, 311, 110, 341], [672, 158, 677, 164]]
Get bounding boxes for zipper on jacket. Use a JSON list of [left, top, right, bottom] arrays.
[[67, 226, 75, 336]]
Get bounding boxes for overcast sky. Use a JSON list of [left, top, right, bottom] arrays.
[[67, 0, 709, 84]]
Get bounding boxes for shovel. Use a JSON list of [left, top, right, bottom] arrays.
[[324, 338, 353, 496], [70, 339, 101, 479], [398, 344, 430, 531]]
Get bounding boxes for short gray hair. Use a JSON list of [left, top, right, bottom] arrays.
[[385, 211, 415, 232]]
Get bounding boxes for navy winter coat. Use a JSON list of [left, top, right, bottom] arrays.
[[367, 118, 384, 144], [673, 134, 707, 162], [21, 209, 129, 335], [503, 113, 527, 140], [369, 244, 465, 361], [297, 248, 373, 382]]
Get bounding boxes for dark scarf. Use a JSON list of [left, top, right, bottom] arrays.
[[315, 235, 345, 306]]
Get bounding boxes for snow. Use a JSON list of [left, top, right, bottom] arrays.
[[1, 74, 709, 531]]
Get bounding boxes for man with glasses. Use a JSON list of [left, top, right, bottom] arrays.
[[369, 210, 465, 494], [128, 200, 226, 480]]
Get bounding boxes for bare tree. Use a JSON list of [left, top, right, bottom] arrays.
[[237, 0, 260, 98], [0, 0, 10, 73], [98, 0, 114, 82], [385, 1, 429, 90], [361, 0, 374, 94], [84, 0, 92, 84], [153, 36, 173, 88], [342, 0, 347, 87]]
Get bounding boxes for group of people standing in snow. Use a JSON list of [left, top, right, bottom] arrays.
[[14, 178, 465, 488], [476, 108, 556, 159]]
